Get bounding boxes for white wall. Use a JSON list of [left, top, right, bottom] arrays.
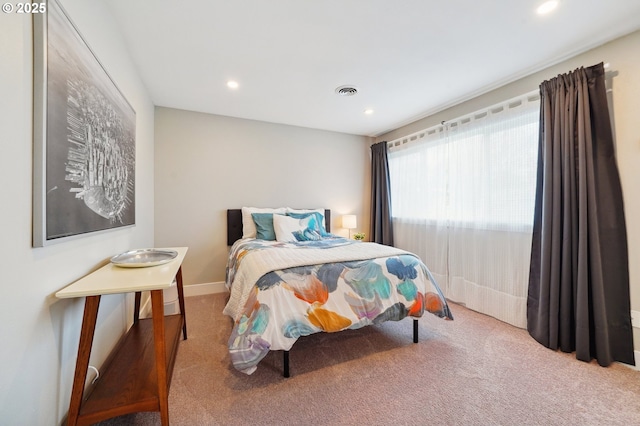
[[0, 0, 154, 424], [154, 107, 371, 285], [376, 30, 640, 355]]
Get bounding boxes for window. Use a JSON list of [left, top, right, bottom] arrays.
[[386, 93, 540, 328]]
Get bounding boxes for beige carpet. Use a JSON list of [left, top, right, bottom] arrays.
[[98, 293, 640, 425]]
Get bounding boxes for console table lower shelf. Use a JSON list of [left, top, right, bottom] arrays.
[[77, 313, 184, 424]]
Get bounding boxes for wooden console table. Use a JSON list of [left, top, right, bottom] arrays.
[[56, 247, 188, 426]]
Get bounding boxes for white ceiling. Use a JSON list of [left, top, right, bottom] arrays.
[[104, 0, 640, 137]]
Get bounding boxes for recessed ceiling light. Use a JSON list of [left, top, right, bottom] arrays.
[[364, 109, 374, 115], [537, 1, 558, 15], [227, 80, 239, 89]]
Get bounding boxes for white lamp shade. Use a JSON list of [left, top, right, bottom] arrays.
[[342, 215, 357, 229]]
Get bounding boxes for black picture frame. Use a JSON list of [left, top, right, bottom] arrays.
[[33, 0, 136, 247]]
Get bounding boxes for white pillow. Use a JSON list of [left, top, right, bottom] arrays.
[[273, 214, 312, 242], [241, 207, 286, 238]]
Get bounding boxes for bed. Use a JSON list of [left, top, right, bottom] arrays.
[[224, 207, 453, 376]]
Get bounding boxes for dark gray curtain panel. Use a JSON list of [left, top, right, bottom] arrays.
[[370, 141, 394, 246], [527, 62, 634, 366]]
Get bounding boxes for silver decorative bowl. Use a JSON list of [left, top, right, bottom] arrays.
[[110, 249, 178, 268]]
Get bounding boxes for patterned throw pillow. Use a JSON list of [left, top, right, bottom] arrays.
[[286, 211, 329, 236], [292, 226, 323, 241], [273, 214, 316, 242]]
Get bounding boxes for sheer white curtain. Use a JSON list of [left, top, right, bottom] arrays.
[[388, 93, 539, 328]]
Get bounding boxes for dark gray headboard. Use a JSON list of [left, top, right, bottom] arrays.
[[227, 209, 331, 246]]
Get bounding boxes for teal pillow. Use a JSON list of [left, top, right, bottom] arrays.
[[251, 213, 279, 240]]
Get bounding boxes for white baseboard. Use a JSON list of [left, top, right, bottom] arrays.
[[184, 281, 227, 297], [630, 311, 640, 370], [621, 351, 640, 371], [631, 310, 640, 329]]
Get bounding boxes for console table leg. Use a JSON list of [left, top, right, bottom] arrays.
[[133, 291, 141, 324], [151, 290, 170, 426], [67, 295, 101, 426], [175, 266, 187, 340]]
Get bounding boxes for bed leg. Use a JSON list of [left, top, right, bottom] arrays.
[[413, 319, 419, 343], [283, 351, 290, 378]]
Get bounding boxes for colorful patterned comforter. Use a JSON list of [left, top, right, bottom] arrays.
[[224, 238, 453, 374]]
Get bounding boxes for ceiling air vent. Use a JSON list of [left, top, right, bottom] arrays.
[[335, 85, 359, 96]]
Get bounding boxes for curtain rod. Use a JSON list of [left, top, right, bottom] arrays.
[[387, 90, 539, 150]]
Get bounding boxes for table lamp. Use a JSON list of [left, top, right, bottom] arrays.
[[342, 214, 357, 239]]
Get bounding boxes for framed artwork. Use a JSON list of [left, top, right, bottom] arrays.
[[33, 0, 136, 247]]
